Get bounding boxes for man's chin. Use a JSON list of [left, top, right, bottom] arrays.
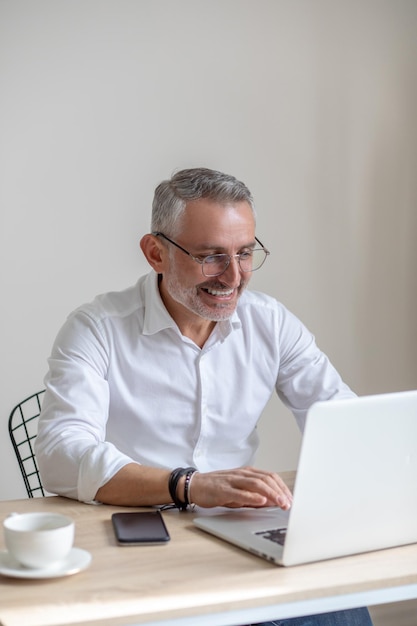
[[197, 289, 247, 321], [199, 303, 237, 322]]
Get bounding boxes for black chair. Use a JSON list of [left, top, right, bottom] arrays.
[[8, 390, 46, 498]]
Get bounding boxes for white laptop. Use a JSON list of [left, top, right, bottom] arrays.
[[194, 390, 417, 566]]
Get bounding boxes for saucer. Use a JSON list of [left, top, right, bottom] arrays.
[[0, 547, 92, 579]]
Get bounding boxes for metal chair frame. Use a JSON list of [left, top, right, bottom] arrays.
[[8, 390, 46, 498]]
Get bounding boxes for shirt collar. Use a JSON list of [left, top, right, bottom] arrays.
[[142, 272, 178, 335]]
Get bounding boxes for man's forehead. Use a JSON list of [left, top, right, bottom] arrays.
[[184, 197, 253, 212]]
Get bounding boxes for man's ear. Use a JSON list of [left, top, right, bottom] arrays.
[[140, 234, 167, 272]]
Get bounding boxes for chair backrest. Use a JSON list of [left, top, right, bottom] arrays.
[[8, 390, 46, 498]]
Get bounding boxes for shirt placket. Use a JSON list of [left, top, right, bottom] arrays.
[[193, 347, 212, 471]]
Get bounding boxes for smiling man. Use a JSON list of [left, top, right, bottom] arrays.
[[36, 168, 373, 626]]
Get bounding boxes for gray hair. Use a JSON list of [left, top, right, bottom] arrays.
[[151, 168, 255, 236]]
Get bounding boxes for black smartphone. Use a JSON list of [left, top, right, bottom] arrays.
[[111, 511, 170, 545]]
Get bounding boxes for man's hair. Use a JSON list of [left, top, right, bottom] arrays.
[[151, 168, 255, 236]]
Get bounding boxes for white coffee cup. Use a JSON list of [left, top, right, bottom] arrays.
[[3, 512, 74, 569]]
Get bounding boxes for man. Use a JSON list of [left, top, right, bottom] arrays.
[[36, 168, 373, 626]]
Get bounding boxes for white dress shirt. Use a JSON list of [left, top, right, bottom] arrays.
[[35, 271, 355, 502]]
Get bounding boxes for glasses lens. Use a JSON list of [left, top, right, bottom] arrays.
[[202, 249, 268, 276], [202, 254, 229, 276], [239, 249, 268, 272]]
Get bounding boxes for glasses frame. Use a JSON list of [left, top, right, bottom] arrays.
[[152, 231, 270, 277]]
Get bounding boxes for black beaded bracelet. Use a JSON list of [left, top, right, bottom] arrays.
[[184, 468, 198, 506], [168, 467, 197, 510]]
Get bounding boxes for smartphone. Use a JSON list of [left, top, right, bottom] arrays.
[[111, 511, 170, 545]]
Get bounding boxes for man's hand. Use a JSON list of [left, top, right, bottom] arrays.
[[187, 466, 293, 510]]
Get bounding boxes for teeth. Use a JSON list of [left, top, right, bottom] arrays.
[[205, 288, 234, 296]]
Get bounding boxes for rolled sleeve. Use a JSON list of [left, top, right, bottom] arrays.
[[35, 310, 137, 502]]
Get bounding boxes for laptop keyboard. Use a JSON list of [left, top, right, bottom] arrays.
[[255, 527, 287, 546]]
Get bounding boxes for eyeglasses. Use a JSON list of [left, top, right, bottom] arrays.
[[153, 232, 270, 277]]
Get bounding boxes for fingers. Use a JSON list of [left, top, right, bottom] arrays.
[[229, 467, 293, 509], [190, 467, 293, 510], [237, 467, 292, 508]]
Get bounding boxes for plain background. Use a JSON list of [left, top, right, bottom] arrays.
[[1, 0, 416, 501]]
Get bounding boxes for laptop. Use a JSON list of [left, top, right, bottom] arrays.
[[194, 390, 417, 566]]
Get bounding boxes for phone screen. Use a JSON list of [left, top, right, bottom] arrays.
[[112, 511, 170, 545]]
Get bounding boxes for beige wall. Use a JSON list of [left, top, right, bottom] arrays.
[[1, 0, 416, 499]]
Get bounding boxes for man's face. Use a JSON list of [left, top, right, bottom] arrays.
[[159, 199, 256, 323]]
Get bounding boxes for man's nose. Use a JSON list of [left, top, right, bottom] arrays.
[[221, 255, 242, 283]]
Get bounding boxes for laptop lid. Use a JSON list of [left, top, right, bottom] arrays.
[[194, 390, 417, 566]]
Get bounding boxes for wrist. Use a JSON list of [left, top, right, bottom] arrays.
[[168, 467, 197, 510]]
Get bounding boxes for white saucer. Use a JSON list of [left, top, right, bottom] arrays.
[[0, 547, 92, 579]]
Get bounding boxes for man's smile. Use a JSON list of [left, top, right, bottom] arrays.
[[201, 286, 235, 297]]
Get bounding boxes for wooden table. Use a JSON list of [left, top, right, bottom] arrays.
[[1, 472, 417, 626]]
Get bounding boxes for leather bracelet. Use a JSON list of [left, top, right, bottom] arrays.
[[168, 467, 196, 510]]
